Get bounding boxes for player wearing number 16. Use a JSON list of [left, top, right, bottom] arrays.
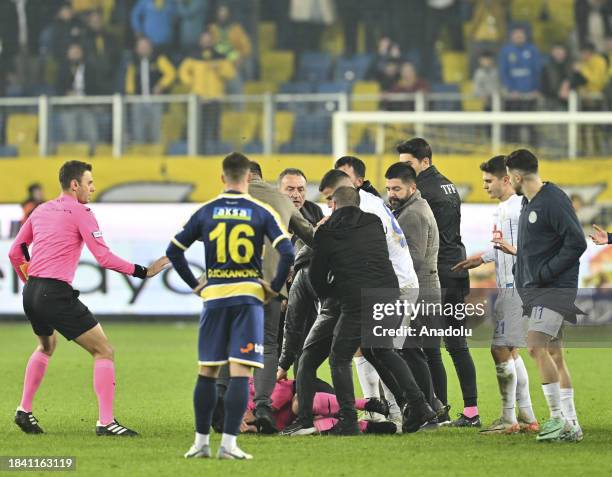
[[166, 152, 294, 460]]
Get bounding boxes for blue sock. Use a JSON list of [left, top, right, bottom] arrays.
[[223, 377, 250, 436], [194, 375, 217, 434]]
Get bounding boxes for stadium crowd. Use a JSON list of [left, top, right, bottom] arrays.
[[2, 1, 612, 155], [2, 1, 612, 99]]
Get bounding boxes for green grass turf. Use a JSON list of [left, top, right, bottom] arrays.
[[1, 322, 612, 477]]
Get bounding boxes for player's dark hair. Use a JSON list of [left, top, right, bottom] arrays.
[[334, 156, 366, 178], [248, 160, 263, 178], [59, 160, 92, 190], [28, 183, 42, 196], [396, 137, 433, 164], [385, 162, 417, 184], [505, 149, 538, 174], [278, 168, 307, 182], [222, 152, 251, 182], [319, 169, 351, 192], [479, 155, 508, 178], [332, 186, 360, 208]]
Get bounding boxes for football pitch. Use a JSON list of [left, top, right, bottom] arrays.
[[1, 322, 612, 477]]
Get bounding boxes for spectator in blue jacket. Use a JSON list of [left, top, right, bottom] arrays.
[[498, 26, 542, 145], [177, 0, 208, 51], [499, 25, 542, 94], [131, 0, 177, 51]]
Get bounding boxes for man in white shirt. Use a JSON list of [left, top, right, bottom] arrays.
[[452, 156, 538, 434]]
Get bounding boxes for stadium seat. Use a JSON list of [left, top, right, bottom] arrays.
[[277, 83, 313, 113], [6, 114, 38, 151], [316, 81, 351, 95], [260, 51, 294, 83], [94, 144, 113, 156], [274, 111, 295, 149], [203, 141, 234, 155], [259, 22, 276, 52], [348, 123, 375, 151], [243, 141, 263, 154], [278, 82, 314, 95], [220, 111, 260, 146], [55, 143, 91, 157], [351, 81, 380, 111], [441, 52, 468, 84], [429, 83, 462, 111], [0, 145, 18, 157], [160, 111, 185, 147], [281, 113, 331, 153], [167, 141, 188, 156], [511, 0, 544, 21], [126, 144, 166, 155], [244, 81, 278, 95], [460, 81, 484, 112], [354, 135, 375, 154], [297, 51, 333, 83], [333, 54, 373, 82]]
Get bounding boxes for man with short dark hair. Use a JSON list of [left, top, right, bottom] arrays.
[[385, 162, 439, 411], [397, 137, 480, 427], [300, 185, 433, 435], [9, 160, 168, 437], [247, 160, 314, 433], [504, 149, 586, 443], [166, 152, 295, 459], [332, 159, 382, 411], [334, 155, 381, 197], [452, 155, 538, 435]]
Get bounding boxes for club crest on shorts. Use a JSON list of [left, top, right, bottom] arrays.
[[528, 211, 537, 223]]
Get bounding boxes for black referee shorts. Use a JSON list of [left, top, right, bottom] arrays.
[[23, 277, 98, 341]]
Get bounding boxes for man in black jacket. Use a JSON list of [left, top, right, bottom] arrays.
[[282, 186, 435, 436], [334, 155, 381, 197], [505, 149, 586, 443], [398, 137, 479, 427], [56, 42, 100, 153], [276, 168, 324, 380]]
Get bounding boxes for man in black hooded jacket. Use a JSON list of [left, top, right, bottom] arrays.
[[281, 186, 435, 436]]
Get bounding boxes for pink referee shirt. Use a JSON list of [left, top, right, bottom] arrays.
[[8, 193, 135, 285]]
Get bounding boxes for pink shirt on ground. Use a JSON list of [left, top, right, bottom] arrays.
[[247, 378, 296, 431], [8, 193, 135, 284]]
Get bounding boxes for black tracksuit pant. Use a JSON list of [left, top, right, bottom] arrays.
[[423, 276, 478, 408], [296, 297, 425, 423]]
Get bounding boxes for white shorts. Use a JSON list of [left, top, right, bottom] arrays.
[[527, 306, 564, 339], [492, 290, 527, 348]]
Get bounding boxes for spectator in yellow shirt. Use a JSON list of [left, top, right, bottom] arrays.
[[208, 4, 253, 94], [573, 42, 609, 96], [179, 31, 235, 153]]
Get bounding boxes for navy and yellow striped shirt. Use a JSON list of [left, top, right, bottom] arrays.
[[167, 191, 294, 308]]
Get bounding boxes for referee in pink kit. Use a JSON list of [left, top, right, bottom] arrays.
[[8, 161, 168, 437]]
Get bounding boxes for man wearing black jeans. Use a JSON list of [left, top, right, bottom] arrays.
[[281, 187, 435, 435], [398, 138, 480, 427]]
